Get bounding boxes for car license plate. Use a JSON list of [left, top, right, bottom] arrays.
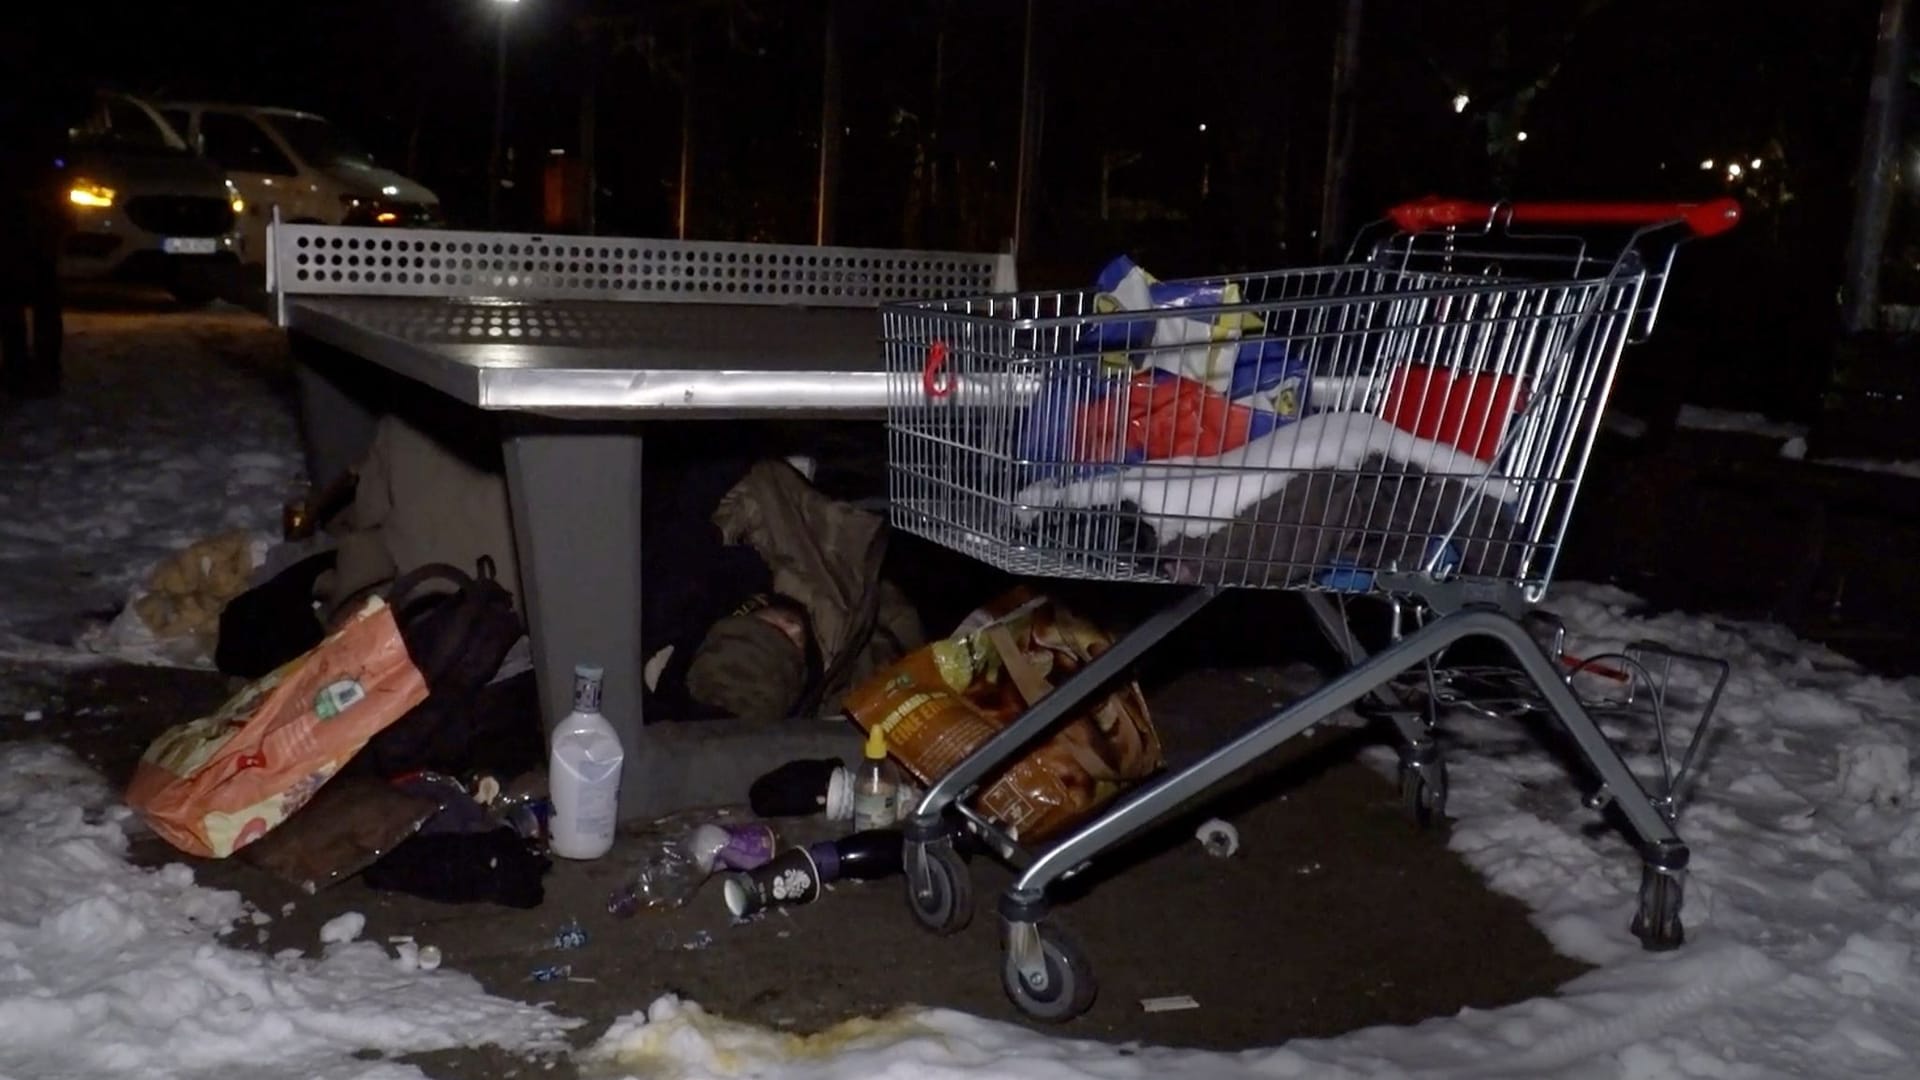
[[162, 237, 220, 255]]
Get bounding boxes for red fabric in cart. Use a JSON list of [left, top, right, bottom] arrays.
[[1382, 366, 1528, 463], [1072, 371, 1268, 463]]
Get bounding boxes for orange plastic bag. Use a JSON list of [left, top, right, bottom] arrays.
[[844, 587, 1160, 844], [125, 598, 431, 859]]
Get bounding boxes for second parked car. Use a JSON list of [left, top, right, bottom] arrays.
[[159, 103, 442, 263]]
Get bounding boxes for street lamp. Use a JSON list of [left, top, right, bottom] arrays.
[[488, 0, 521, 228]]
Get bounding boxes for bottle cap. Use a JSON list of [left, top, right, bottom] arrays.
[[863, 726, 888, 761], [572, 664, 604, 714]]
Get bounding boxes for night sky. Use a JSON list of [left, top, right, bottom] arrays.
[[7, 0, 1890, 414]]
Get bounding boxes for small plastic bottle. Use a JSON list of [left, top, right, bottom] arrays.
[[852, 726, 902, 832], [548, 664, 624, 860]]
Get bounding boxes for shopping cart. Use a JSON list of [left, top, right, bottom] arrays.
[[879, 197, 1741, 1021]]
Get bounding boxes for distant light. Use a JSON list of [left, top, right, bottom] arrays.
[[1727, 162, 1744, 178], [69, 180, 115, 208], [1749, 157, 1763, 169], [1197, 123, 1208, 132], [381, 184, 400, 196], [549, 148, 566, 156], [491, 0, 520, 4], [1516, 130, 1528, 142], [231, 197, 246, 214], [375, 211, 399, 224], [1451, 93, 1469, 114], [1700, 159, 1714, 170]]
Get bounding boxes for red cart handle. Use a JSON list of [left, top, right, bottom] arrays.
[[922, 339, 952, 398], [1389, 196, 1741, 238]]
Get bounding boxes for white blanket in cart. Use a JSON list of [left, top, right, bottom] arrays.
[[1014, 412, 1519, 543]]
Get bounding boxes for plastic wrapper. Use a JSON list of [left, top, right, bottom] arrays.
[[606, 807, 774, 916], [125, 598, 431, 859], [1022, 255, 1309, 477], [843, 586, 1160, 845], [239, 774, 442, 893]]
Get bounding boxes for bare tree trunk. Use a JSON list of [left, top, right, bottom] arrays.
[[677, 27, 695, 240], [1318, 0, 1363, 256], [1012, 0, 1038, 257], [579, 52, 599, 235], [405, 95, 425, 179], [1843, 0, 1910, 334], [815, 0, 842, 245]]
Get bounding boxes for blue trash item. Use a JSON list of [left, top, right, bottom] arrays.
[[1021, 256, 1311, 480], [1313, 540, 1465, 594]]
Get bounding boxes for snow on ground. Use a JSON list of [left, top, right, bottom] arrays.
[[1673, 404, 1809, 440], [0, 308, 304, 663], [0, 741, 578, 1080], [579, 584, 1920, 1079], [1671, 405, 1920, 483], [8, 308, 1920, 1076]]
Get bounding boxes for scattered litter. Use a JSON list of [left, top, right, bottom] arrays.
[[1140, 994, 1200, 1013], [530, 963, 572, 982], [552, 919, 588, 951], [417, 945, 442, 971], [681, 930, 714, 951], [1195, 818, 1240, 858], [775, 930, 791, 939], [255, 928, 268, 945], [567, 976, 599, 984], [318, 911, 366, 945], [1295, 861, 1323, 876], [249, 910, 272, 926], [281, 901, 296, 917], [394, 941, 421, 970], [22, 710, 42, 722], [388, 934, 415, 945]]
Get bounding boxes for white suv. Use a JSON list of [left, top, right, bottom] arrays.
[[57, 91, 243, 304], [160, 103, 441, 264]]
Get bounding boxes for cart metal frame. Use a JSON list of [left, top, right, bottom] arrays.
[[877, 197, 1742, 1020]]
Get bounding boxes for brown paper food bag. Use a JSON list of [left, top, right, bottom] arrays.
[[843, 586, 1159, 844], [125, 598, 431, 859]]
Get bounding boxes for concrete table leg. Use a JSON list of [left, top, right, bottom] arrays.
[[502, 422, 649, 818], [289, 334, 383, 488]]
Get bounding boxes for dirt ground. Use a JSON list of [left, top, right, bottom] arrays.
[[0, 608, 1589, 1078], [8, 302, 1917, 1077]]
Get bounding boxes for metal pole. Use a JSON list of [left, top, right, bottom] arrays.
[[488, 9, 508, 228], [1318, 0, 1363, 256], [1011, 0, 1036, 257], [815, 0, 842, 245], [1842, 0, 1910, 334]]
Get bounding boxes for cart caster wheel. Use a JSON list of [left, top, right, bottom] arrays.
[[905, 841, 973, 935], [1001, 921, 1097, 1022], [1400, 756, 1448, 828], [1630, 863, 1686, 951]]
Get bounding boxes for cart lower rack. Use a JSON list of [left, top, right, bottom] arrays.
[[877, 197, 1742, 1021]]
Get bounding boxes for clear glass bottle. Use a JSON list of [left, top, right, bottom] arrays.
[[852, 726, 901, 832]]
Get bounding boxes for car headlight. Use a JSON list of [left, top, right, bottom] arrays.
[[226, 181, 245, 215], [69, 179, 116, 209]]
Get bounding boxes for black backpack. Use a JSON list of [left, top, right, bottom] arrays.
[[354, 557, 545, 780]]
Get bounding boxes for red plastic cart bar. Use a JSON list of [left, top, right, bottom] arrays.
[[1389, 196, 1741, 238]]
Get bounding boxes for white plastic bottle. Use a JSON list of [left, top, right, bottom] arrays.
[[548, 664, 624, 860]]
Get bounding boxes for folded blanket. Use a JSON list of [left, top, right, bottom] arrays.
[[1154, 452, 1524, 588], [1015, 412, 1516, 544]]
